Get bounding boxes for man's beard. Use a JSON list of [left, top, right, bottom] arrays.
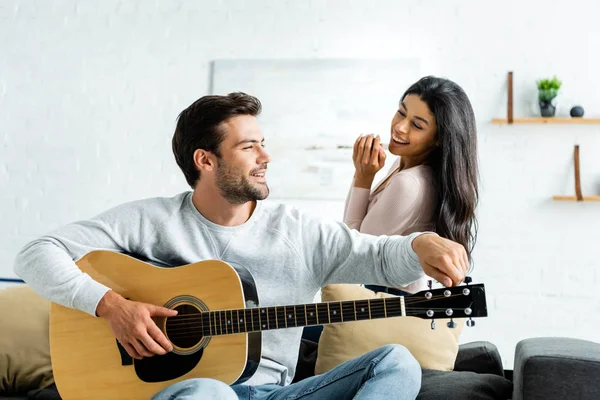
[[216, 159, 270, 204]]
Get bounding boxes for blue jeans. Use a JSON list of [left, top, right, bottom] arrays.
[[151, 344, 421, 400]]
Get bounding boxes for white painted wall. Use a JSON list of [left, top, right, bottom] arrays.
[[2, 0, 600, 369]]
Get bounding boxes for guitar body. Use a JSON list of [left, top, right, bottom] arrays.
[[49, 251, 261, 400]]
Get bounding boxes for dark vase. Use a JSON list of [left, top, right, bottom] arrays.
[[539, 100, 556, 117], [570, 106, 584, 117]]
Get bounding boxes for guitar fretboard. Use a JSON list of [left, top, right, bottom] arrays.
[[200, 297, 406, 336]]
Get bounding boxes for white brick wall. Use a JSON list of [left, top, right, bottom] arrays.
[[2, 0, 600, 369]]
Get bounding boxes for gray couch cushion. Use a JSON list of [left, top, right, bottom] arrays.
[[418, 369, 513, 400], [513, 337, 600, 400], [454, 341, 505, 377]]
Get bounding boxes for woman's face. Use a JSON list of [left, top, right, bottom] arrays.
[[388, 94, 438, 159]]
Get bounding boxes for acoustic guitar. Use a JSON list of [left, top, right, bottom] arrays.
[[49, 250, 487, 400]]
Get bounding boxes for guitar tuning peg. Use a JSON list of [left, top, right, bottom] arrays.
[[427, 280, 433, 290], [447, 318, 456, 329], [464, 276, 472, 285], [430, 319, 436, 330], [466, 318, 475, 327]]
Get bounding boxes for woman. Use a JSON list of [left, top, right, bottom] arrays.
[[344, 75, 479, 294], [301, 75, 478, 343]]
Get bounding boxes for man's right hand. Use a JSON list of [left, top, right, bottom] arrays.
[[96, 290, 178, 359]]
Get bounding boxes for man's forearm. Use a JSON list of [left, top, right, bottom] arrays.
[[380, 232, 426, 287], [13, 239, 110, 316]]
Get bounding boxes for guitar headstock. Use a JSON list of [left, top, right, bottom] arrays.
[[406, 280, 487, 328]]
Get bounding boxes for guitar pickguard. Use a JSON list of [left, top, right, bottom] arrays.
[[115, 340, 133, 366], [134, 348, 204, 383], [113, 338, 204, 382]]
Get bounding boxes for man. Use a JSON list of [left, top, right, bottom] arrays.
[[15, 92, 468, 400]]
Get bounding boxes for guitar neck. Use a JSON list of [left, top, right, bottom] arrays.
[[181, 284, 485, 337], [201, 297, 407, 336]]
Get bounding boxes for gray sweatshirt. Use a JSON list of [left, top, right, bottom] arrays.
[[13, 191, 424, 386]]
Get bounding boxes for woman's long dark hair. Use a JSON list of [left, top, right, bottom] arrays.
[[401, 76, 479, 261]]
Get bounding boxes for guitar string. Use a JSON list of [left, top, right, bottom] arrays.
[[163, 307, 472, 335], [161, 293, 469, 323], [163, 307, 458, 330], [163, 305, 470, 333], [164, 310, 470, 334], [164, 302, 474, 337], [164, 308, 472, 339], [161, 293, 469, 327]]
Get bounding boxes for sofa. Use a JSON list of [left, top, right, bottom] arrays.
[[0, 340, 511, 400], [1, 337, 512, 400], [7, 338, 600, 400], [296, 334, 600, 400], [512, 337, 600, 400], [2, 286, 600, 400], [0, 282, 513, 399]]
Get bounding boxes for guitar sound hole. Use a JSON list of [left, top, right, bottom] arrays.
[[165, 304, 203, 349]]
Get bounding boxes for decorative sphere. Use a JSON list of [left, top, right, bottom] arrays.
[[570, 106, 585, 117]]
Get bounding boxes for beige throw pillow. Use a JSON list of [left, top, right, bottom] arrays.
[[0, 285, 54, 394], [315, 284, 463, 374]]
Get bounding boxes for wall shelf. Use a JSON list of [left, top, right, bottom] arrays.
[[552, 145, 599, 202], [493, 71, 600, 124], [553, 196, 600, 201], [492, 118, 600, 125], [493, 72, 598, 202]]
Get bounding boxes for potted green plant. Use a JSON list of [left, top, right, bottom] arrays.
[[536, 76, 562, 117]]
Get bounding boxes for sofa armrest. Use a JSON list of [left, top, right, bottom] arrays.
[[454, 341, 505, 377], [513, 337, 600, 400]]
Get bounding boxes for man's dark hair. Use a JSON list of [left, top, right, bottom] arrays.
[[172, 92, 262, 187]]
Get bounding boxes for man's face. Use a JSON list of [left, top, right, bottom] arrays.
[[214, 115, 271, 204]]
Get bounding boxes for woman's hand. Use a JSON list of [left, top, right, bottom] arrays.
[[353, 134, 386, 189]]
